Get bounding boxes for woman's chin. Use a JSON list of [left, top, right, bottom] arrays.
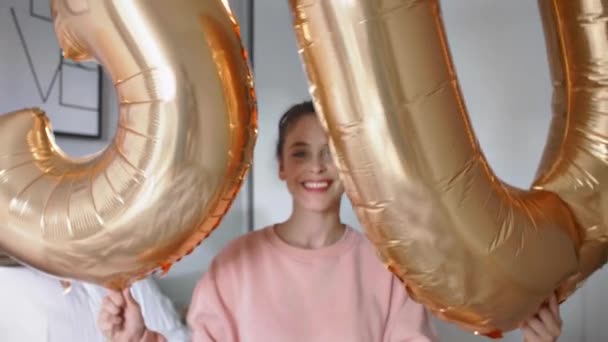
[[296, 196, 341, 213]]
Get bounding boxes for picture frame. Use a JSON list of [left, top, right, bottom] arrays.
[[0, 0, 103, 139]]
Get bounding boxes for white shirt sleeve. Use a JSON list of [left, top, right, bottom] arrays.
[[82, 277, 190, 342], [130, 278, 191, 342], [0, 267, 102, 342], [0, 267, 189, 342], [0, 267, 54, 342]]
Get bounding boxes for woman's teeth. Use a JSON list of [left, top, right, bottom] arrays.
[[303, 181, 329, 189]]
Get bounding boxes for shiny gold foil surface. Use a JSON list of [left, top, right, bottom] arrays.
[[0, 0, 257, 289], [290, 0, 608, 334]]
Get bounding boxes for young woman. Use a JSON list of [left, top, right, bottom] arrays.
[[98, 101, 563, 342]]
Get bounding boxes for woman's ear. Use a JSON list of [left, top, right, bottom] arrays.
[[278, 158, 286, 181]]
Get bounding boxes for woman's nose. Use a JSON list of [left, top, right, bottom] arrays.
[[310, 156, 327, 173]]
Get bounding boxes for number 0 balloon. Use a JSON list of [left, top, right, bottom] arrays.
[[289, 0, 608, 335]]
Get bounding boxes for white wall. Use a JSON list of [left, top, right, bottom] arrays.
[[252, 0, 605, 341]]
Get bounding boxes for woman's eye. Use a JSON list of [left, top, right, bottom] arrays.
[[292, 151, 307, 158]]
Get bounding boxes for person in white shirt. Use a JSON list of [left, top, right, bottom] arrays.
[[0, 265, 189, 342]]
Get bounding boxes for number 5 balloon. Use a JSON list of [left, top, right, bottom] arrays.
[[290, 0, 608, 335], [0, 0, 256, 289]]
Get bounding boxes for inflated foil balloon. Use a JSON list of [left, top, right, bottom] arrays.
[[289, 0, 608, 335], [0, 0, 257, 289]]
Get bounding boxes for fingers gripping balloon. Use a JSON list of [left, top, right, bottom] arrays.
[[289, 0, 608, 335], [0, 0, 256, 289]]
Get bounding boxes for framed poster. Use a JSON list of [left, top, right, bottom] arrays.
[[0, 0, 102, 138]]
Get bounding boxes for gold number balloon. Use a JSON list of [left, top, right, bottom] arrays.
[[533, 0, 608, 301], [290, 0, 608, 335], [0, 0, 256, 289]]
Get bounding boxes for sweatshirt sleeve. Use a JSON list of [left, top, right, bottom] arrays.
[[130, 278, 189, 342], [383, 277, 440, 342], [187, 257, 238, 342]]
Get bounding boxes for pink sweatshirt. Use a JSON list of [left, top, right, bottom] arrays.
[[185, 226, 438, 342]]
